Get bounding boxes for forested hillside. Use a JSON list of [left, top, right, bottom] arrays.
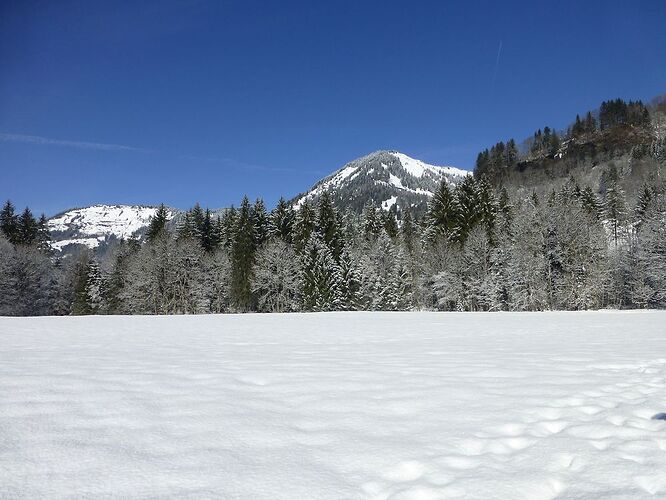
[[1, 95, 665, 316]]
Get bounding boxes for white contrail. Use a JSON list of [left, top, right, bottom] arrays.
[[0, 132, 151, 152]]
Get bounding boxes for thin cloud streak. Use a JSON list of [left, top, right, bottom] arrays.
[[0, 133, 152, 152], [1, 132, 325, 176]]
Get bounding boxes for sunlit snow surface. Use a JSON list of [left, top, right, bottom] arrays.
[[1, 312, 666, 499], [48, 205, 174, 249]]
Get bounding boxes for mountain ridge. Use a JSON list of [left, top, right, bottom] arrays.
[[46, 150, 467, 253]]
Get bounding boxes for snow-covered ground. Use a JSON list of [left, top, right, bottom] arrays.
[[1, 312, 665, 499]]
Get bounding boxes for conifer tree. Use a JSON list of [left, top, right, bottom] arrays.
[[382, 207, 399, 239], [602, 167, 627, 246], [426, 180, 457, 241], [199, 208, 218, 252], [362, 203, 382, 240], [252, 198, 270, 247], [0, 201, 18, 244], [146, 204, 169, 242], [292, 200, 316, 253], [18, 207, 38, 245], [36, 214, 52, 252], [580, 186, 602, 220], [269, 197, 295, 243], [316, 192, 344, 260], [401, 210, 416, 253], [230, 196, 256, 311], [299, 233, 340, 311], [220, 206, 237, 248]]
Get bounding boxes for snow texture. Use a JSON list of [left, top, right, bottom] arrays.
[[294, 151, 468, 209], [48, 205, 174, 249], [391, 152, 469, 179], [381, 196, 398, 211], [1, 311, 665, 499]]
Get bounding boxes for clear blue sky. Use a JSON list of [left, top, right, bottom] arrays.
[[2, 0, 665, 215]]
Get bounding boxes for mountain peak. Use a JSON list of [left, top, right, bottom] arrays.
[[293, 150, 469, 214]]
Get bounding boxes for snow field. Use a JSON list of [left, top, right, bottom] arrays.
[[1, 311, 665, 499]]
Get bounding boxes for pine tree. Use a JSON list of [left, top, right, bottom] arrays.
[[362, 203, 382, 240], [0, 201, 19, 244], [146, 204, 169, 242], [269, 197, 295, 243], [36, 214, 52, 252], [336, 247, 361, 310], [292, 200, 316, 253], [584, 111, 597, 134], [85, 260, 104, 313], [230, 196, 256, 311], [426, 180, 457, 241], [316, 192, 344, 260], [401, 210, 416, 253], [299, 233, 340, 311], [176, 210, 195, 240], [602, 166, 627, 247], [634, 183, 654, 228], [18, 207, 38, 245], [220, 206, 238, 248], [252, 198, 270, 247], [580, 186, 602, 220], [199, 208, 219, 252], [454, 176, 481, 244], [382, 207, 399, 239], [506, 139, 518, 166], [71, 253, 94, 315]]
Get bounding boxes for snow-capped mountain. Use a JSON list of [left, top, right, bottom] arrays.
[[48, 205, 176, 252], [293, 150, 470, 214]]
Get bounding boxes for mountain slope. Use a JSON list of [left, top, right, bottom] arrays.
[[48, 205, 176, 252], [293, 150, 469, 214]]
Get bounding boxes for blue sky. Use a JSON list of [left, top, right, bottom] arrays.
[[2, 0, 665, 215]]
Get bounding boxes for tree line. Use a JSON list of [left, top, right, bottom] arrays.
[[2, 167, 665, 315], [474, 97, 655, 181]]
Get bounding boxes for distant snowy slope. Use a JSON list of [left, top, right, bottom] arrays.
[[48, 204, 176, 251], [293, 150, 469, 214]]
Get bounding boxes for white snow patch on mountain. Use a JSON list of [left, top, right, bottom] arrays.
[[48, 204, 175, 250], [391, 151, 470, 179], [2, 311, 665, 499], [381, 196, 397, 211]]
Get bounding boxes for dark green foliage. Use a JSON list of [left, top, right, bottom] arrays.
[[426, 181, 457, 240], [269, 197, 294, 243], [36, 214, 51, 252], [1, 204, 42, 246], [0, 201, 19, 244], [252, 198, 270, 247], [362, 203, 383, 239], [599, 99, 650, 130], [382, 208, 399, 239], [146, 204, 169, 242], [401, 210, 416, 252], [316, 192, 344, 260], [230, 196, 256, 311], [292, 199, 316, 252]]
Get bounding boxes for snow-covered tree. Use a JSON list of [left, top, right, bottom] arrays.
[[252, 238, 300, 312]]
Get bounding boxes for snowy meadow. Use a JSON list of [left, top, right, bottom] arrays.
[[1, 311, 666, 499]]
